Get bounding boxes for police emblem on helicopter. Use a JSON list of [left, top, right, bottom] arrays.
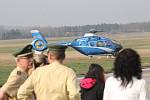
[[31, 30, 48, 51]]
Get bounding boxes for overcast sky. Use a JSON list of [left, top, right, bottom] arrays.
[[0, 0, 150, 27]]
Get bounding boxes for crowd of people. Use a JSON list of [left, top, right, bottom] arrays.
[[0, 43, 149, 100]]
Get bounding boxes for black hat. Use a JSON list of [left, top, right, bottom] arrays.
[[13, 44, 33, 57], [47, 44, 68, 52]]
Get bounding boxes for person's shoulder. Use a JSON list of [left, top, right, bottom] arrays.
[[3, 68, 24, 85], [133, 77, 146, 84], [139, 78, 146, 85], [33, 64, 47, 71], [9, 67, 20, 76], [58, 65, 76, 75], [106, 76, 115, 81], [62, 65, 75, 72], [105, 76, 117, 84], [140, 78, 146, 82], [105, 76, 119, 88]]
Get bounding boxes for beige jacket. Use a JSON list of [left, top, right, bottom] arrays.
[[1, 67, 28, 100], [17, 61, 80, 100]]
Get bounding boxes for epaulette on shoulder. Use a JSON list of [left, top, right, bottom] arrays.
[[17, 71, 22, 76]]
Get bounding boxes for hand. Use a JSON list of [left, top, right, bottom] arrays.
[[0, 89, 8, 100]]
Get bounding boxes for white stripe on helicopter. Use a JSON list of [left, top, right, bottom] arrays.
[[73, 46, 114, 52]]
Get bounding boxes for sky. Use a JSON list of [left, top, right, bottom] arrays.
[[0, 0, 150, 27]]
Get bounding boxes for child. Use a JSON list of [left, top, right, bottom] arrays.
[[80, 63, 105, 100]]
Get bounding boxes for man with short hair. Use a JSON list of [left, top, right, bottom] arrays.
[[17, 45, 80, 100], [0, 44, 33, 100]]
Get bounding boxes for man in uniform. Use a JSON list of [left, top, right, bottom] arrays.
[[17, 45, 80, 100], [0, 44, 33, 100]]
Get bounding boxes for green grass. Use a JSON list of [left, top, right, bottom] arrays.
[[65, 57, 150, 76], [141, 57, 150, 66], [0, 66, 14, 86], [0, 47, 19, 53]]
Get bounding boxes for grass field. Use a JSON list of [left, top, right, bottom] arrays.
[[0, 32, 150, 85]]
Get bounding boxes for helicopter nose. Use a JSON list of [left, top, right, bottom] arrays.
[[114, 44, 122, 52], [117, 45, 123, 51]]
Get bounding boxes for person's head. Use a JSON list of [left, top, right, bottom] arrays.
[[113, 48, 142, 87], [13, 44, 33, 72], [34, 54, 48, 68], [85, 63, 105, 84], [46, 44, 67, 64]]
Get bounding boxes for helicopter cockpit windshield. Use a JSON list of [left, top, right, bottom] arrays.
[[74, 37, 88, 46], [111, 39, 121, 45]]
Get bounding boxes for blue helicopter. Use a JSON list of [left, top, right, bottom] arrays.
[[30, 29, 123, 57]]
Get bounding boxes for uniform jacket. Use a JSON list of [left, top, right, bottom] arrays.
[[103, 76, 149, 100], [1, 67, 28, 100], [80, 78, 104, 100], [17, 61, 80, 100]]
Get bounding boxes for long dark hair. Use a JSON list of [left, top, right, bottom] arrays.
[[85, 63, 105, 84], [113, 48, 142, 87]]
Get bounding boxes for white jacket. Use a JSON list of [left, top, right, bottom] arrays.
[[103, 76, 149, 100]]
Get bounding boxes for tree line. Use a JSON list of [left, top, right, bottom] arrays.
[[0, 22, 150, 40]]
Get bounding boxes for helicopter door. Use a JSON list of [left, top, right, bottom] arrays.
[[88, 41, 94, 47]]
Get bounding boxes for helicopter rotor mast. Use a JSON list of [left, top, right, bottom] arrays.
[[87, 29, 104, 33]]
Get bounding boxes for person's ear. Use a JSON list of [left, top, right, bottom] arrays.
[[47, 53, 51, 61], [16, 58, 20, 62]]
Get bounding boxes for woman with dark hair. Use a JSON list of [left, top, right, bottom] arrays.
[[80, 63, 105, 100], [103, 48, 149, 100]]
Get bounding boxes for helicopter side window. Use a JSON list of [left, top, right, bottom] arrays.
[[88, 42, 95, 47], [79, 40, 87, 46], [79, 41, 82, 45], [96, 41, 105, 47], [105, 41, 112, 46]]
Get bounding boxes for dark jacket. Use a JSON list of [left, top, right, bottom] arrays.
[[80, 78, 105, 100]]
